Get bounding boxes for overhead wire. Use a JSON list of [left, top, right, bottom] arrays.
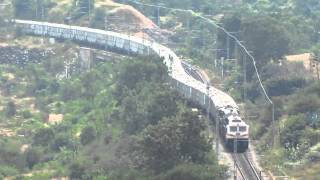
[[126, 0, 273, 105]]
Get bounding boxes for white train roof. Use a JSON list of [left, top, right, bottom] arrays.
[[14, 19, 239, 111]]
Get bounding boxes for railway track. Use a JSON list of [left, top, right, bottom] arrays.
[[232, 152, 262, 180]]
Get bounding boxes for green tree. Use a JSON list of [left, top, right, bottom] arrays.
[[137, 110, 211, 172], [155, 163, 228, 180], [80, 126, 96, 146], [25, 148, 41, 169], [241, 16, 290, 80], [51, 134, 73, 152], [13, 0, 35, 19], [281, 114, 307, 149], [288, 94, 320, 115], [5, 101, 16, 117], [60, 81, 82, 101], [115, 57, 167, 96], [33, 128, 55, 147], [69, 161, 87, 180], [146, 89, 181, 125]]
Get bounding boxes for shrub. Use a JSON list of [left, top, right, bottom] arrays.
[[5, 101, 16, 117], [0, 166, 19, 177], [154, 163, 228, 180], [33, 128, 55, 146], [25, 148, 41, 169], [80, 126, 96, 146], [22, 110, 32, 119]]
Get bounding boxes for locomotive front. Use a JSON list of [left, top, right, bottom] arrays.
[[225, 119, 249, 152]]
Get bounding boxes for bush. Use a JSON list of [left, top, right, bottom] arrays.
[[5, 101, 16, 117], [287, 94, 320, 115], [69, 161, 87, 180], [80, 126, 96, 146], [50, 134, 73, 151], [0, 166, 19, 177], [22, 110, 32, 119], [154, 163, 228, 180], [266, 77, 306, 96], [33, 128, 55, 146], [107, 168, 150, 180], [25, 148, 41, 169]]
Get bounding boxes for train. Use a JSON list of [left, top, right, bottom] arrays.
[[13, 19, 249, 152]]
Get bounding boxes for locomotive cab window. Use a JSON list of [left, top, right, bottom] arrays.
[[230, 126, 237, 132], [239, 126, 246, 132]]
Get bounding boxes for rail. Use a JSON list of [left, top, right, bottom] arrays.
[[233, 154, 248, 180], [232, 152, 262, 180]]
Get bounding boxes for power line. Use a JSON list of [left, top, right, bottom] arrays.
[[126, 0, 276, 147], [126, 0, 272, 104]]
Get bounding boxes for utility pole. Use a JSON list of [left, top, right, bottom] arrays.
[[41, 5, 45, 45], [234, 132, 238, 180], [35, 0, 38, 19], [221, 57, 224, 80], [316, 63, 320, 81], [187, 16, 190, 32], [105, 12, 108, 51], [272, 102, 276, 147], [155, 2, 165, 28], [88, 0, 91, 26], [157, 5, 160, 28], [216, 109, 219, 160], [104, 12, 108, 31], [214, 57, 217, 68], [226, 35, 230, 61], [243, 51, 247, 121], [242, 49, 247, 97]]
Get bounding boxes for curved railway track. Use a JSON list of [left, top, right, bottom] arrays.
[[12, 19, 260, 179]]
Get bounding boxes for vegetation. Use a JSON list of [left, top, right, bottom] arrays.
[[126, 0, 320, 178], [4, 0, 320, 178], [0, 39, 227, 178]]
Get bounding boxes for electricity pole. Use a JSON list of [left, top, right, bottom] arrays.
[[226, 35, 230, 61], [272, 102, 276, 147], [157, 5, 160, 28], [88, 0, 91, 26], [221, 57, 224, 80], [105, 12, 108, 51], [234, 132, 238, 180]]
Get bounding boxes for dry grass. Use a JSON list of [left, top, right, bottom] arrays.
[[289, 162, 320, 180]]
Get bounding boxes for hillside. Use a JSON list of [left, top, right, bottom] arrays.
[[0, 0, 228, 179], [1, 0, 320, 179]]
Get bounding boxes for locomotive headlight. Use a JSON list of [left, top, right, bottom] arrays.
[[240, 134, 249, 138], [226, 134, 235, 139]]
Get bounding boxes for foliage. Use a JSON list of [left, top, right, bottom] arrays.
[[281, 114, 307, 149], [106, 168, 151, 180], [50, 134, 74, 152], [33, 128, 55, 147], [241, 16, 290, 79], [69, 161, 88, 180], [25, 147, 41, 169], [70, 0, 95, 21], [90, 7, 106, 29], [80, 126, 97, 146], [13, 0, 36, 19], [5, 101, 16, 117], [154, 163, 228, 180], [136, 110, 211, 172], [0, 165, 19, 178], [13, 0, 54, 20], [287, 94, 320, 115], [114, 56, 167, 99]]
